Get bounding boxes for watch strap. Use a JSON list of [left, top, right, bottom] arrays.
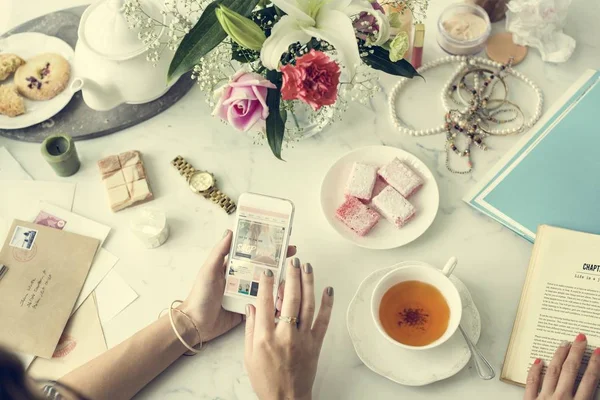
[[206, 187, 237, 215], [171, 156, 196, 181]]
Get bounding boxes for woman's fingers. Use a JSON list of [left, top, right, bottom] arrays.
[[541, 340, 572, 394], [279, 258, 302, 325], [312, 287, 334, 350], [276, 281, 285, 315], [255, 270, 276, 335], [556, 334, 587, 395], [205, 230, 233, 275], [524, 358, 543, 400], [286, 245, 297, 258], [576, 348, 600, 400], [244, 305, 256, 363], [298, 263, 315, 331]]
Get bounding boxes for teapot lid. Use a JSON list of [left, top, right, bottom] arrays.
[[79, 0, 164, 60]]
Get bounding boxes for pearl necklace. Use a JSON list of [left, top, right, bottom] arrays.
[[388, 56, 544, 173]]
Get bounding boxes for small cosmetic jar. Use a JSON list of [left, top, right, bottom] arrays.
[[437, 3, 491, 55]]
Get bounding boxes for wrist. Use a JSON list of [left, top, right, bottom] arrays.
[[171, 306, 202, 348]]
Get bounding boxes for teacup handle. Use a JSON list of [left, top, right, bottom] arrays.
[[442, 257, 458, 277]]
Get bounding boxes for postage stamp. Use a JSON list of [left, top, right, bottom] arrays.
[[34, 211, 67, 230], [9, 226, 38, 251]]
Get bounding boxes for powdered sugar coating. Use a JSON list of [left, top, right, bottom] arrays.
[[371, 186, 416, 228], [345, 162, 377, 201], [336, 197, 380, 236], [378, 158, 423, 198]]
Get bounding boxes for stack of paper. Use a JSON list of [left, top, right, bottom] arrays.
[[0, 146, 139, 373]]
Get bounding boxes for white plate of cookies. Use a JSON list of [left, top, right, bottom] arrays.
[[0, 32, 76, 129], [320, 146, 440, 249]]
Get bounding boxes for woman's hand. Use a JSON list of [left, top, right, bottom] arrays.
[[180, 230, 297, 343], [525, 333, 600, 400], [245, 257, 334, 400]]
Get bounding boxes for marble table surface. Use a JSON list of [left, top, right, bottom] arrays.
[[2, 0, 600, 399]]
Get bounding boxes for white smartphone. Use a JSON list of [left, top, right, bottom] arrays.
[[222, 192, 295, 314]]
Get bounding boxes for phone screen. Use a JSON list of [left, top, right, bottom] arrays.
[[224, 205, 291, 299]]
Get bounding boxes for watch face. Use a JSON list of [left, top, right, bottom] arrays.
[[189, 172, 214, 193]]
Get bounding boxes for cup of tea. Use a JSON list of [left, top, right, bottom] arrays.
[[371, 257, 462, 350]]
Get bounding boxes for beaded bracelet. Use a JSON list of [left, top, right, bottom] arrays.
[[159, 300, 203, 356]]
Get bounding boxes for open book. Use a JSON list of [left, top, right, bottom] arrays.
[[502, 225, 600, 386]]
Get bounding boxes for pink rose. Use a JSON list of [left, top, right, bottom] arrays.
[[213, 71, 276, 132], [280, 50, 341, 111]]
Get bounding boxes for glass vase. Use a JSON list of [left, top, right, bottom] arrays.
[[283, 100, 335, 142]]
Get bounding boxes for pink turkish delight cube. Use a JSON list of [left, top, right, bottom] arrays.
[[371, 186, 416, 228], [378, 158, 423, 198], [335, 197, 380, 236], [345, 162, 377, 201]]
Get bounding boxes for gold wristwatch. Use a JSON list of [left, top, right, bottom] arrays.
[[171, 156, 237, 214]]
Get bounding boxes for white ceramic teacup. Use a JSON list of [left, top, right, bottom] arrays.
[[371, 257, 462, 350]]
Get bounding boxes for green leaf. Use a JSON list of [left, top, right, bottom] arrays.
[[265, 70, 285, 161], [168, 0, 260, 81], [361, 46, 422, 79]]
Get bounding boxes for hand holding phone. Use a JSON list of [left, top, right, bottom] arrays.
[[222, 193, 295, 314]]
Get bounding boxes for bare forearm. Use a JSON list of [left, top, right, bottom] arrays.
[[59, 312, 197, 400]]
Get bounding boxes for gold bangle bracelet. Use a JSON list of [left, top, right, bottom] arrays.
[[158, 300, 203, 356]]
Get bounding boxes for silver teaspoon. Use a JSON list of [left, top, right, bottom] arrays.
[[459, 325, 495, 380]]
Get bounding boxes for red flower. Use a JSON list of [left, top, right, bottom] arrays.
[[280, 50, 341, 111]]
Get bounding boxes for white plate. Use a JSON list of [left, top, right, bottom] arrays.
[[0, 32, 76, 129], [347, 264, 482, 386], [320, 146, 440, 249]]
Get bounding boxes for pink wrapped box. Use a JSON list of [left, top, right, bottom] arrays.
[[345, 162, 377, 201], [371, 186, 416, 228], [378, 158, 423, 198], [336, 197, 380, 236]]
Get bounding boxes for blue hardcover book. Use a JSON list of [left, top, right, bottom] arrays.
[[464, 70, 600, 242]]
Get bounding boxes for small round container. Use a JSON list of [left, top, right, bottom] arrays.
[[437, 3, 491, 55]]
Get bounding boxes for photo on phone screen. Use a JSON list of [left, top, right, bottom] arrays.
[[224, 205, 291, 300]]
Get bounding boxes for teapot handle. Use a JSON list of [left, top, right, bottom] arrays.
[[70, 78, 85, 94]]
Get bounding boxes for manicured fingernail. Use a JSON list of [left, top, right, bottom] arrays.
[[576, 333, 587, 342], [304, 263, 313, 274], [560, 340, 571, 347], [534, 358, 541, 365], [245, 304, 250, 317], [293, 258, 300, 268], [326, 287, 334, 296], [594, 348, 600, 356], [264, 269, 273, 277], [222, 230, 230, 238]]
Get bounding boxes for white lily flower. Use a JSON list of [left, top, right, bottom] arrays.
[[260, 0, 389, 78]]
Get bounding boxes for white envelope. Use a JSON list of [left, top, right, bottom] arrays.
[[0, 181, 76, 243], [0, 147, 32, 181], [95, 270, 138, 324]]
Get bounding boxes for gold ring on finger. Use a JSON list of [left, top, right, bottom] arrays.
[[278, 316, 299, 325]]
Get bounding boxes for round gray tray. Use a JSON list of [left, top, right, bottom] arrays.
[[0, 6, 195, 143]]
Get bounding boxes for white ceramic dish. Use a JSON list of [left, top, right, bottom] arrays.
[[347, 264, 481, 386], [0, 32, 76, 130], [320, 146, 440, 249]]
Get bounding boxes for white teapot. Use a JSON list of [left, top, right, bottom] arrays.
[[70, 0, 176, 111]]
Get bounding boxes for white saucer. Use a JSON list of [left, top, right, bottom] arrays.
[[347, 265, 482, 386], [320, 146, 439, 249], [0, 33, 76, 129]]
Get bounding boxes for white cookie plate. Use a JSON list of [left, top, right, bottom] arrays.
[[347, 264, 482, 386], [0, 32, 76, 130], [320, 146, 440, 249]]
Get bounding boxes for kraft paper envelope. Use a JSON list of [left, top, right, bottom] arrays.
[[0, 220, 100, 358]]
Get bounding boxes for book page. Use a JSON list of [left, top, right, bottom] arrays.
[[503, 225, 600, 385]]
